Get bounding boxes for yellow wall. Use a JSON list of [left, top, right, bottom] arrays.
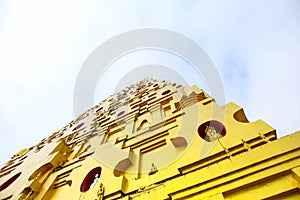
[[0, 79, 299, 200]]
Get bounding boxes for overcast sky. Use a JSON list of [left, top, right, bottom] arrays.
[[0, 0, 299, 165]]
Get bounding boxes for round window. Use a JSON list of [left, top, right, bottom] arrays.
[[198, 120, 226, 142], [80, 167, 101, 192]]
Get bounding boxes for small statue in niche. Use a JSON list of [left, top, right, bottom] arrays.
[[205, 125, 220, 142], [89, 173, 100, 189], [149, 163, 158, 175]]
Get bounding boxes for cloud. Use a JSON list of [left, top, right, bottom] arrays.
[[0, 0, 299, 165], [242, 1, 300, 136], [165, 0, 300, 137]]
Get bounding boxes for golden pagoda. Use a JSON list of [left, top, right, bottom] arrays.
[[0, 79, 299, 199]]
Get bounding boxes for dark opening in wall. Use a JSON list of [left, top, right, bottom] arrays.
[[198, 120, 226, 142], [72, 123, 85, 131], [162, 90, 171, 95], [117, 111, 125, 117], [80, 167, 101, 192], [0, 172, 22, 191]]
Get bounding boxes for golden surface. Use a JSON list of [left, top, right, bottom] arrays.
[[0, 79, 299, 199]]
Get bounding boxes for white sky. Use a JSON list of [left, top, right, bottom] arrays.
[[0, 0, 299, 165]]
